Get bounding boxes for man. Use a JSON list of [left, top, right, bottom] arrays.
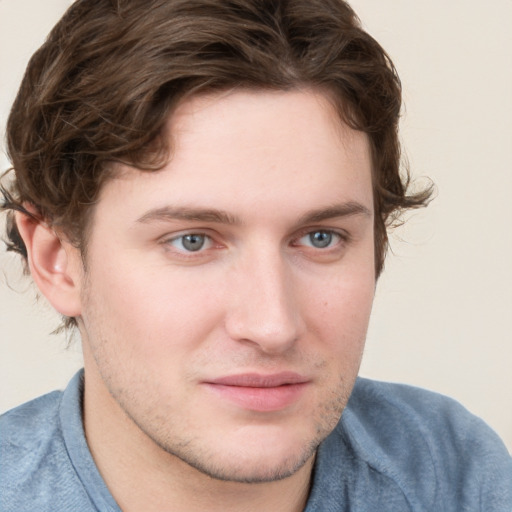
[[0, 0, 510, 511]]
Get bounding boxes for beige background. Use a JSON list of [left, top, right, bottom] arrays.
[[1, 0, 511, 452]]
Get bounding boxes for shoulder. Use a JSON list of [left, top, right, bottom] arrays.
[[0, 387, 95, 511], [337, 378, 512, 511], [346, 378, 510, 459], [1, 389, 61, 437], [0, 391, 64, 475]]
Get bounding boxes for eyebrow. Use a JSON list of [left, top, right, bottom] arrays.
[[136, 206, 240, 225], [136, 201, 371, 226], [298, 202, 372, 224]]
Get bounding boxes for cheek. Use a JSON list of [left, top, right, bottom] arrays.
[[304, 266, 375, 360], [81, 254, 224, 356]]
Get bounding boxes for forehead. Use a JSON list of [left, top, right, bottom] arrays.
[[168, 89, 370, 177], [97, 89, 373, 225]]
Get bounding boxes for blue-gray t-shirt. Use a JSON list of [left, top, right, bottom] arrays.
[[1, 371, 511, 511]]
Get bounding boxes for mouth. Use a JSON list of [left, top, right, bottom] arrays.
[[203, 372, 310, 412]]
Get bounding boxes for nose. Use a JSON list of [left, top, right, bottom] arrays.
[[224, 247, 304, 354]]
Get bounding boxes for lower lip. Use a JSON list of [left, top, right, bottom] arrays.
[[204, 383, 308, 412]]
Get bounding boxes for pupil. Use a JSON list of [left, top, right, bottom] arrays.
[[310, 231, 332, 248], [183, 234, 205, 251]]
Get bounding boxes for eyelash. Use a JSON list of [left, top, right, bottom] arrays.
[[293, 229, 347, 250], [162, 233, 216, 257], [162, 228, 348, 257]]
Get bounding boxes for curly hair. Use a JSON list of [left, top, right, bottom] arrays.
[[1, 0, 432, 328]]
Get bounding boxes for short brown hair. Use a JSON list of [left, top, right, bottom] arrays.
[[2, 0, 432, 326]]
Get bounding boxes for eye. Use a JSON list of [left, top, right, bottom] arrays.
[[168, 233, 212, 252], [297, 230, 342, 249]]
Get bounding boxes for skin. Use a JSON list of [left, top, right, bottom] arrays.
[[19, 89, 376, 511]]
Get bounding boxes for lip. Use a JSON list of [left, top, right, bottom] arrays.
[[203, 372, 310, 412]]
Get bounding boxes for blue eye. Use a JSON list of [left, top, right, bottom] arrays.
[[309, 231, 333, 248], [299, 230, 341, 249], [169, 234, 210, 252]]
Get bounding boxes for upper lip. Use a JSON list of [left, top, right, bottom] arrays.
[[206, 372, 310, 388]]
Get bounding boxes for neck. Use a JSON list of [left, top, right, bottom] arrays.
[[82, 365, 314, 512]]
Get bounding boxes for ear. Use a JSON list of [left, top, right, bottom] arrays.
[[15, 210, 83, 318]]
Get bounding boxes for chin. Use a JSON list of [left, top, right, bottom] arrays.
[[169, 438, 319, 484]]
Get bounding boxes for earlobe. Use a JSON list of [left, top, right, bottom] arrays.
[[15, 210, 82, 318]]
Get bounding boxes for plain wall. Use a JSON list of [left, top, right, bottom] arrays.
[[1, 0, 511, 452]]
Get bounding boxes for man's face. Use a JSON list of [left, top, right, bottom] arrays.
[[75, 90, 375, 482]]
